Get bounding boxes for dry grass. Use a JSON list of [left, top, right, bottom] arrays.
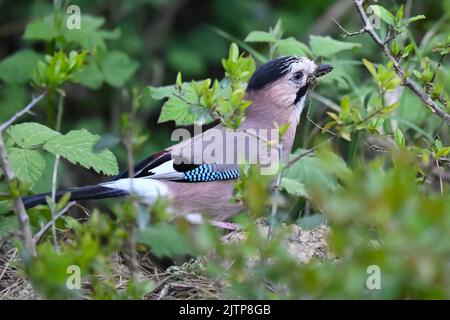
[[0, 222, 330, 300]]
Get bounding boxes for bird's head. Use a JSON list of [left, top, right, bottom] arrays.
[[246, 56, 333, 108]]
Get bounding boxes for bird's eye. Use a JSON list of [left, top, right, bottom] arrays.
[[293, 71, 303, 82]]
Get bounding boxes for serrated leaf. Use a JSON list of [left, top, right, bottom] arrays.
[[369, 5, 395, 26], [145, 85, 176, 100], [9, 148, 46, 186], [9, 122, 60, 149], [284, 150, 350, 191], [23, 15, 58, 41], [158, 95, 201, 125], [100, 51, 139, 87], [310, 36, 361, 57], [157, 85, 212, 125], [0, 50, 42, 85], [63, 15, 120, 49], [244, 31, 277, 43], [280, 178, 308, 198], [43, 129, 118, 176]]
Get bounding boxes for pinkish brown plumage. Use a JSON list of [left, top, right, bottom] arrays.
[[22, 56, 333, 221]]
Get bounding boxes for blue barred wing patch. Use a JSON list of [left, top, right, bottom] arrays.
[[183, 164, 240, 182]]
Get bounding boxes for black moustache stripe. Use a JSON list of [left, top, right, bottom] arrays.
[[294, 84, 308, 104]]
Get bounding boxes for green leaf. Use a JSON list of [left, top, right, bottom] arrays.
[[100, 51, 139, 87], [369, 5, 395, 26], [23, 15, 58, 41], [394, 128, 406, 148], [158, 95, 201, 125], [0, 50, 42, 85], [309, 36, 361, 57], [402, 43, 414, 58], [0, 85, 28, 120], [63, 15, 120, 49], [276, 37, 311, 57], [407, 15, 425, 24], [0, 215, 19, 237], [43, 129, 118, 176], [74, 61, 104, 89], [229, 43, 239, 62], [9, 148, 46, 186], [137, 223, 195, 258], [9, 122, 60, 149], [362, 59, 377, 79], [284, 150, 350, 191], [280, 178, 308, 198], [157, 85, 212, 125], [145, 85, 176, 100], [244, 31, 277, 43], [435, 146, 450, 158]]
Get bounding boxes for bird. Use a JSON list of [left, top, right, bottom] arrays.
[[22, 56, 333, 221]]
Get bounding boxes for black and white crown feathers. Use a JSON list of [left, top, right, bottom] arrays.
[[247, 56, 303, 90]]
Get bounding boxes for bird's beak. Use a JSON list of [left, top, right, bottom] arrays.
[[314, 64, 333, 78]]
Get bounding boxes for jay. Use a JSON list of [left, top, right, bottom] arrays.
[[22, 56, 332, 221]]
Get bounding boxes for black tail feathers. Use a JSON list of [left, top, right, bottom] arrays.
[[22, 185, 128, 209]]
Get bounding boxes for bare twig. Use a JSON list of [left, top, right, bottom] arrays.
[[285, 135, 336, 169], [351, 0, 450, 124], [436, 160, 444, 194], [47, 94, 65, 252], [0, 92, 46, 133], [331, 17, 365, 38], [268, 145, 283, 240], [34, 201, 76, 243], [49, 155, 60, 251]]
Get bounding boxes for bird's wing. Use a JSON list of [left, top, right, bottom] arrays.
[[114, 123, 277, 182], [114, 137, 240, 183]]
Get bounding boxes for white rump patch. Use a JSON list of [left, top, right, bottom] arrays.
[[101, 178, 169, 204]]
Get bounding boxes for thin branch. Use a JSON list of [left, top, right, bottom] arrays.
[[0, 92, 46, 133], [268, 145, 283, 240], [352, 0, 450, 125], [34, 201, 76, 243], [285, 136, 336, 169], [331, 17, 365, 38], [436, 160, 444, 194], [48, 94, 64, 252], [49, 155, 60, 251]]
